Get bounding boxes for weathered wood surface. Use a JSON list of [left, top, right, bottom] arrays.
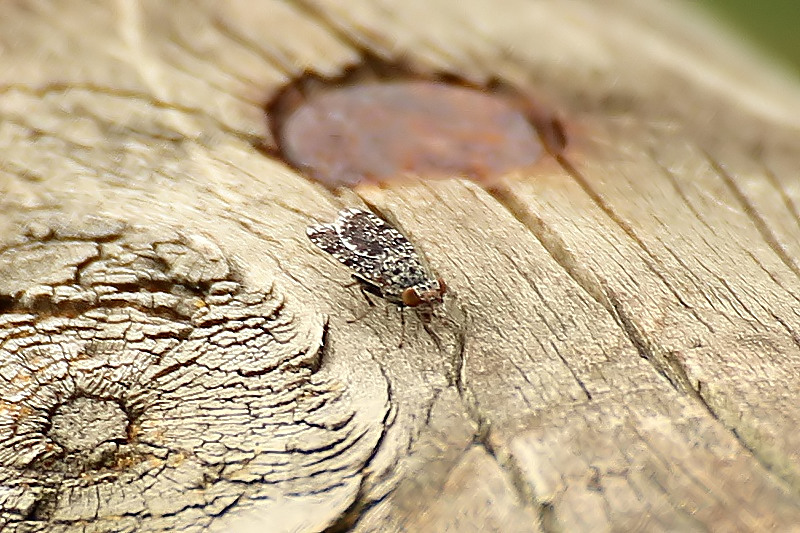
[[2, 0, 800, 531]]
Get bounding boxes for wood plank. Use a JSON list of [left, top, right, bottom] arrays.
[[1, 0, 800, 531]]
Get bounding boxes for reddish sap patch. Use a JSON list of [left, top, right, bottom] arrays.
[[277, 81, 543, 187]]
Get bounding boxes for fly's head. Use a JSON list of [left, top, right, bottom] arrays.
[[401, 277, 447, 307]]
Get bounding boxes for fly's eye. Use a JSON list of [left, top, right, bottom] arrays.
[[402, 287, 423, 307], [437, 277, 447, 295]]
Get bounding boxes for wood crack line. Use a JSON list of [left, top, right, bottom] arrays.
[[489, 182, 689, 396], [488, 158, 800, 497], [488, 151, 718, 390], [446, 306, 555, 529], [356, 195, 545, 513], [556, 153, 715, 332], [702, 149, 800, 282], [323, 350, 393, 533]]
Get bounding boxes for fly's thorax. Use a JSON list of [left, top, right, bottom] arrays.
[[401, 277, 446, 307], [380, 253, 430, 293]]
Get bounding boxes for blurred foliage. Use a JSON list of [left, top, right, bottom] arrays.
[[699, 0, 800, 74]]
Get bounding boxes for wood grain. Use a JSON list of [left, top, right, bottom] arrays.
[[2, 0, 800, 531]]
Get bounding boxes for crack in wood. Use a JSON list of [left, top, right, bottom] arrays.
[[0, 226, 365, 531], [557, 154, 716, 332], [703, 149, 800, 282], [487, 155, 800, 503], [761, 158, 800, 235], [321, 349, 393, 532]]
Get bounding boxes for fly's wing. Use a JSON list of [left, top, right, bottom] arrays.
[[308, 209, 426, 298], [307, 214, 385, 286], [335, 208, 416, 258], [306, 223, 348, 258], [337, 209, 433, 299]]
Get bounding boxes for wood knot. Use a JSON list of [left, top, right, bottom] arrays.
[[0, 219, 368, 530], [49, 397, 129, 453], [38, 396, 137, 483]]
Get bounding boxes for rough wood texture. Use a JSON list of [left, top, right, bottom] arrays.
[[2, 0, 800, 531]]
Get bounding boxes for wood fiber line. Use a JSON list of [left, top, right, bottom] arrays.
[[704, 150, 800, 280]]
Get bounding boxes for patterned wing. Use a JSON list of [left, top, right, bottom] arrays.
[[335, 208, 416, 258], [307, 208, 433, 300], [337, 209, 434, 299], [306, 223, 345, 255], [307, 215, 384, 284]]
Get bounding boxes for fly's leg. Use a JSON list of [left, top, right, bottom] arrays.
[[346, 281, 378, 323], [398, 305, 406, 348]]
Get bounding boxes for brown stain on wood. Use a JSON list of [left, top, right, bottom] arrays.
[[267, 67, 566, 188]]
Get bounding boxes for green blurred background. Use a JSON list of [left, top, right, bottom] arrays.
[[699, 0, 800, 75]]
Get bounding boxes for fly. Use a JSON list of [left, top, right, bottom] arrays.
[[306, 208, 446, 308]]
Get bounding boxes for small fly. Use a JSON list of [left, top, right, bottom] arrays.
[[307, 208, 446, 310]]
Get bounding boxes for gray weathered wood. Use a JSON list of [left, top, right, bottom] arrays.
[[2, 0, 800, 531]]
